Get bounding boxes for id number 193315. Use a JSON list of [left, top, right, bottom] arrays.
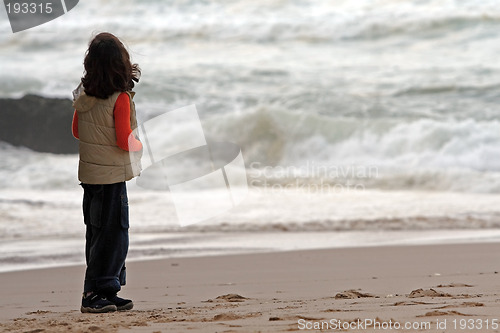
[[6, 2, 53, 14], [452, 319, 498, 330]]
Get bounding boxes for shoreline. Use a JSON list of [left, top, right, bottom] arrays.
[[2, 229, 500, 274], [1, 242, 500, 332]]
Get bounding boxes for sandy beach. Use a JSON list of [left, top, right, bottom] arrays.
[[0, 242, 499, 332]]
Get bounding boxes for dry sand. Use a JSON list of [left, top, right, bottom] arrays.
[[1, 242, 500, 332]]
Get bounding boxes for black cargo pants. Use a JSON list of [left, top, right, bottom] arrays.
[[81, 182, 129, 294]]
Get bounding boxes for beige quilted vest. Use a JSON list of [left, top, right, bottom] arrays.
[[73, 91, 142, 184]]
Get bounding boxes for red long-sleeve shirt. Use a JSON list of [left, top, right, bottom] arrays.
[[72, 92, 143, 152]]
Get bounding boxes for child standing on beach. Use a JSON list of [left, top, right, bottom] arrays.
[[71, 32, 143, 313]]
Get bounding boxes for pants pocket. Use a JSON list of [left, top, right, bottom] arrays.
[[120, 191, 130, 229], [119, 266, 127, 286], [82, 184, 103, 228]]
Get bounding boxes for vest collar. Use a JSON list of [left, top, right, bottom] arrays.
[[73, 91, 135, 112]]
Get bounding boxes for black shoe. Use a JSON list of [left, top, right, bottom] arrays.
[[81, 293, 117, 313], [106, 293, 134, 311]]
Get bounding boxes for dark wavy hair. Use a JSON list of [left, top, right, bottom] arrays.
[[81, 32, 141, 99]]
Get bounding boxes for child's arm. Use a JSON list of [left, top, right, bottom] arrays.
[[114, 92, 143, 152], [72, 110, 79, 139]]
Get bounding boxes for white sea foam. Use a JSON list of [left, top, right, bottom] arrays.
[[2, 187, 500, 272], [2, 111, 500, 193]]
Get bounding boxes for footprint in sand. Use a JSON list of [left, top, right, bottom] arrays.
[[213, 313, 245, 321], [335, 289, 377, 299], [435, 302, 484, 309], [408, 288, 452, 298], [272, 315, 325, 322], [216, 294, 248, 302], [204, 294, 249, 303], [417, 310, 472, 317], [435, 283, 474, 288], [408, 288, 479, 299], [26, 310, 52, 315], [212, 312, 261, 321], [390, 300, 435, 306]]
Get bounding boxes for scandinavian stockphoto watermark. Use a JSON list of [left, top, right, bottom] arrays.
[[3, 0, 78, 33], [130, 104, 248, 227], [249, 161, 378, 194], [298, 318, 500, 331], [298, 318, 432, 331]]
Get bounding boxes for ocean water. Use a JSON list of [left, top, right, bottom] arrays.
[[2, 0, 500, 271]]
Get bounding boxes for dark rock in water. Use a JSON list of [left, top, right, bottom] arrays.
[[0, 94, 78, 154]]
